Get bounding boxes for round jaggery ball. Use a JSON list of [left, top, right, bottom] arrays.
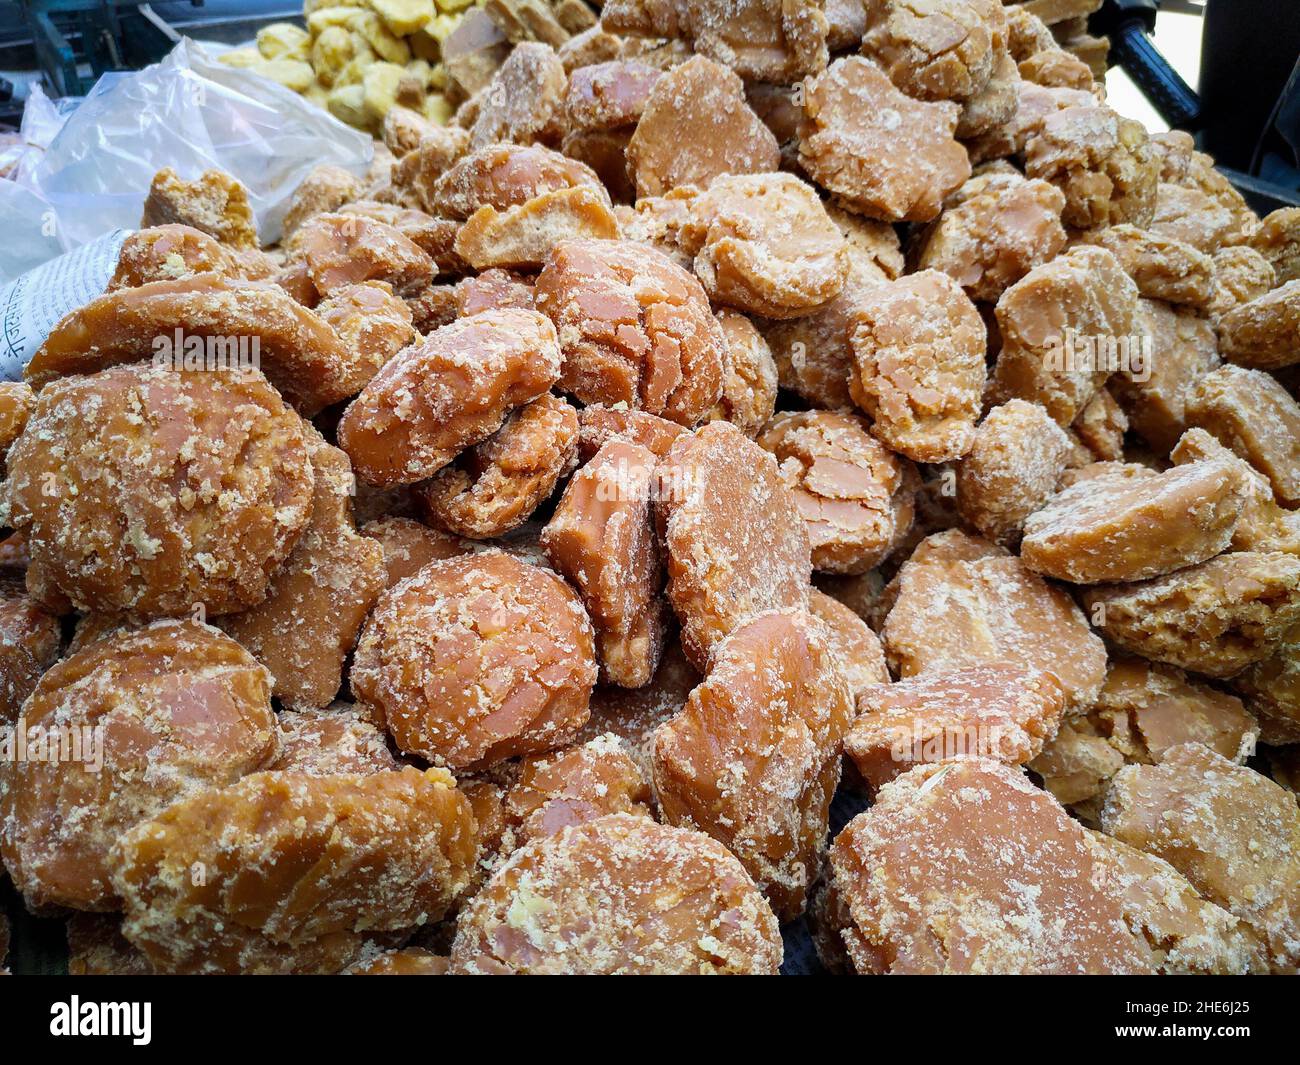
[[0, 620, 278, 911], [351, 551, 598, 769], [5, 363, 314, 618], [535, 238, 726, 426], [449, 813, 783, 974]]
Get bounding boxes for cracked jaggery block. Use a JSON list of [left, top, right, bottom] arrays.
[[468, 41, 568, 147], [706, 309, 777, 436], [910, 170, 1067, 303], [25, 273, 356, 416], [109, 768, 476, 975], [625, 55, 780, 198], [1029, 719, 1124, 823], [1084, 831, 1266, 975], [360, 515, 469, 588], [1250, 206, 1300, 286], [454, 185, 620, 269], [0, 620, 278, 911], [1089, 657, 1259, 766], [1020, 457, 1246, 584], [799, 56, 970, 223], [846, 663, 1066, 791], [882, 533, 1107, 706], [808, 588, 889, 702], [141, 167, 258, 248], [450, 813, 782, 973], [848, 269, 987, 462], [419, 392, 578, 539], [282, 165, 366, 238], [1101, 742, 1300, 973], [565, 59, 662, 130], [1082, 551, 1300, 678], [1024, 104, 1157, 230], [218, 426, 385, 709], [955, 398, 1072, 545], [5, 364, 314, 618], [288, 212, 434, 299], [388, 125, 472, 213], [965, 79, 1093, 164], [485, 0, 570, 47], [576, 403, 686, 460], [505, 734, 653, 843], [535, 238, 725, 425], [1019, 46, 1094, 90], [0, 591, 60, 723], [956, 50, 1019, 139], [338, 308, 561, 487], [381, 105, 440, 158], [316, 278, 415, 386], [1149, 179, 1256, 255], [614, 185, 699, 267], [454, 267, 536, 316], [269, 702, 400, 777], [0, 381, 34, 467], [653, 610, 853, 919], [431, 143, 608, 221], [829, 758, 1155, 974], [680, 172, 849, 319], [758, 410, 916, 574], [540, 439, 669, 687], [1208, 245, 1276, 320], [108, 224, 269, 289], [352, 551, 596, 767], [1218, 279, 1300, 371], [1110, 297, 1218, 453], [334, 201, 463, 270], [1079, 223, 1214, 308], [1072, 385, 1127, 460], [603, 0, 828, 82], [1186, 364, 1300, 504], [655, 421, 811, 669], [1233, 642, 1300, 745], [991, 244, 1139, 425], [861, 0, 1007, 102]]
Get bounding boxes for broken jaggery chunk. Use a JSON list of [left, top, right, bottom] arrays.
[[1082, 552, 1300, 678], [829, 758, 1155, 974], [654, 610, 852, 919], [450, 813, 782, 973], [798, 57, 970, 223], [1233, 641, 1300, 745], [861, 0, 1006, 102], [107, 225, 264, 289], [680, 171, 849, 319], [0, 620, 277, 911], [882, 533, 1107, 707], [269, 702, 400, 777], [218, 426, 385, 709], [1101, 742, 1300, 973], [351, 551, 597, 768], [431, 142, 609, 220], [848, 269, 987, 463], [1186, 364, 1300, 505], [0, 381, 34, 465], [955, 49, 1019, 138], [655, 421, 811, 669], [956, 398, 1072, 545], [468, 41, 568, 148], [360, 515, 469, 588], [1091, 656, 1259, 766], [1084, 830, 1266, 975], [1218, 279, 1300, 371], [758, 410, 915, 575], [1024, 103, 1158, 230], [505, 734, 653, 842], [910, 170, 1068, 303], [0, 592, 60, 723], [540, 440, 669, 688], [108, 768, 476, 974], [288, 212, 434, 299], [1250, 206, 1300, 285], [454, 185, 620, 269], [847, 663, 1066, 792], [5, 364, 314, 618], [1020, 458, 1246, 584], [808, 588, 889, 702], [992, 245, 1140, 425], [707, 309, 778, 436], [418, 393, 578, 540], [602, 0, 828, 82], [338, 308, 561, 487], [565, 59, 663, 130], [1079, 224, 1214, 308], [1028, 720, 1125, 822], [625, 55, 780, 198], [1072, 385, 1128, 460], [282, 165, 366, 238], [1208, 246, 1276, 320], [576, 404, 687, 460], [25, 274, 357, 416], [535, 238, 725, 426], [141, 167, 258, 248], [1150, 173, 1257, 254], [315, 280, 416, 391]]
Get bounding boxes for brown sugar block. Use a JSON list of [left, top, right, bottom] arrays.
[[829, 758, 1156, 973], [467, 41, 568, 148], [269, 702, 400, 777], [706, 309, 778, 436], [360, 516, 469, 589], [1218, 280, 1300, 371], [807, 588, 889, 702], [1079, 223, 1214, 308], [141, 167, 258, 248], [0, 591, 61, 723], [431, 142, 608, 220], [351, 551, 597, 768], [861, 0, 1007, 102], [0, 620, 278, 911], [1250, 206, 1300, 285], [454, 186, 621, 270], [655, 421, 811, 668], [449, 813, 783, 973], [653, 610, 853, 919], [846, 663, 1067, 791]]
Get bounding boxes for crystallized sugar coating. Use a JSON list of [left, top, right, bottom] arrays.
[[270, 702, 400, 777]]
